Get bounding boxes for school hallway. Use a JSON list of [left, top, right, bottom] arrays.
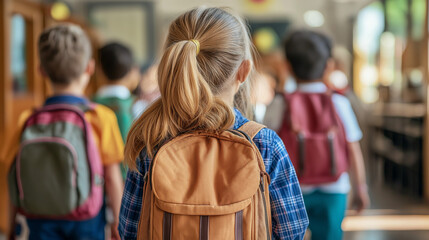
[[2, 0, 429, 239]]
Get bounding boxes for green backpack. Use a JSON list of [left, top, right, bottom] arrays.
[[92, 95, 135, 179], [8, 104, 104, 219]]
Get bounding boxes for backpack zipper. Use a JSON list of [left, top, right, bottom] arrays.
[[259, 174, 271, 240]]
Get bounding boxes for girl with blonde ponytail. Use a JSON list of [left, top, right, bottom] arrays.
[[119, 7, 308, 239]]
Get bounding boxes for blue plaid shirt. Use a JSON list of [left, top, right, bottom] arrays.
[[119, 109, 309, 239]]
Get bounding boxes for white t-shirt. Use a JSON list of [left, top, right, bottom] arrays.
[[263, 82, 363, 194], [95, 85, 154, 120], [95, 85, 131, 99]]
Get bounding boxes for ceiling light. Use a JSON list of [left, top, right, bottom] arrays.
[[51, 2, 70, 21], [304, 10, 325, 28]]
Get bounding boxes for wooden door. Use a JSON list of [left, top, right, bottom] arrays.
[[0, 0, 44, 234], [9, 1, 44, 134], [0, 0, 44, 144], [423, 0, 429, 201]]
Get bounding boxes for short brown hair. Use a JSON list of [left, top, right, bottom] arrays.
[[38, 24, 92, 85]]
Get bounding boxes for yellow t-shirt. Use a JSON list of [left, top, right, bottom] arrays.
[[0, 103, 124, 233]]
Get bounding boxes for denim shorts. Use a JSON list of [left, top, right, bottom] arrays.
[[26, 205, 106, 240]]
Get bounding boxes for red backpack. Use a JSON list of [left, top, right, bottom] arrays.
[[278, 91, 348, 184]]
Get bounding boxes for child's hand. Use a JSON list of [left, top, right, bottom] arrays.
[[111, 222, 121, 240], [351, 185, 370, 213], [8, 233, 16, 240]]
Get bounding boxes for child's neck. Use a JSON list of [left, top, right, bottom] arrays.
[[217, 89, 235, 108], [51, 83, 85, 96], [107, 78, 132, 91], [296, 78, 323, 84]]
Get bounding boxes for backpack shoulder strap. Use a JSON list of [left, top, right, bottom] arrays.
[[238, 121, 271, 181], [238, 121, 266, 139], [77, 102, 96, 113]]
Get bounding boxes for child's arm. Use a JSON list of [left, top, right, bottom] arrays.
[[264, 130, 309, 239], [104, 163, 124, 240], [331, 94, 369, 213], [4, 112, 31, 239], [347, 141, 370, 213], [7, 203, 17, 240]]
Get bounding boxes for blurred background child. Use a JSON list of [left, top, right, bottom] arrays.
[[93, 42, 140, 180], [264, 30, 370, 240], [132, 63, 160, 118]]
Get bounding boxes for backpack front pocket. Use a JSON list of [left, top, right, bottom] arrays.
[[15, 137, 80, 216]]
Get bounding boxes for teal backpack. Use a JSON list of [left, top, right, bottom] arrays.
[[92, 95, 135, 179]]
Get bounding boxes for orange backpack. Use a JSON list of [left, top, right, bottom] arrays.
[[137, 122, 272, 240]]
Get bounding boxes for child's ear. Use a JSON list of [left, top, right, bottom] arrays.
[[129, 67, 141, 91], [86, 59, 95, 76], [236, 60, 252, 84], [285, 61, 295, 78], [39, 65, 48, 78], [324, 58, 335, 75], [322, 58, 335, 83], [326, 58, 335, 71]]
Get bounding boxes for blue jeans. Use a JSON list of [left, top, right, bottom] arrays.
[[303, 191, 348, 240], [26, 206, 105, 240]]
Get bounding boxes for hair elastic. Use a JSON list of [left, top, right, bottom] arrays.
[[190, 39, 200, 55]]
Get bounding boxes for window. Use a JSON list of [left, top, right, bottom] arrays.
[[10, 14, 27, 94]]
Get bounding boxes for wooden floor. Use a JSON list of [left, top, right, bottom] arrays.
[[343, 180, 429, 240]]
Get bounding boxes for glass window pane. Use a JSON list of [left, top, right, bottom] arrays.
[[386, 0, 408, 39], [10, 14, 27, 94], [411, 0, 426, 40], [353, 1, 385, 103]]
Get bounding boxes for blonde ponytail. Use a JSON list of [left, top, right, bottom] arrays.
[[125, 7, 255, 170]]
